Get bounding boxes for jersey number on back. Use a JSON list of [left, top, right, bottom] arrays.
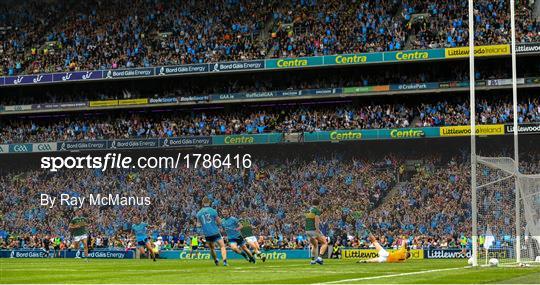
[[202, 213, 212, 224]]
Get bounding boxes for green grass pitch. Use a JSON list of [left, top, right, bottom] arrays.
[[1, 259, 539, 284]]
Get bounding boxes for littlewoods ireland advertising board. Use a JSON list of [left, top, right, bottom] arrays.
[[439, 125, 505, 137], [445, 44, 510, 58], [340, 248, 508, 260], [341, 249, 424, 260]]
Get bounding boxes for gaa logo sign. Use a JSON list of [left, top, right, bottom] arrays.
[[14, 145, 29, 152], [38, 144, 52, 151], [9, 144, 33, 153], [34, 143, 55, 152]]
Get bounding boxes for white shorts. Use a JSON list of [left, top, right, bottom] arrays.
[[306, 230, 323, 239], [245, 236, 257, 244], [378, 248, 389, 263], [73, 234, 88, 242]]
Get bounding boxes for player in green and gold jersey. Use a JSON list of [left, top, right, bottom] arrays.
[[69, 208, 89, 260], [239, 217, 266, 262], [305, 198, 327, 265]]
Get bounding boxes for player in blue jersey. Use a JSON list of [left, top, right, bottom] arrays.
[[196, 197, 228, 266], [132, 215, 156, 261], [222, 208, 255, 263]]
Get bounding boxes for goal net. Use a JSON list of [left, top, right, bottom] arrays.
[[474, 156, 540, 266]]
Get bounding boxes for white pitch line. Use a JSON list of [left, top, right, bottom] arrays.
[[2, 268, 197, 273], [318, 267, 463, 284]]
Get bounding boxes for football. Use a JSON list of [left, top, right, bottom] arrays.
[[468, 257, 474, 266], [489, 258, 499, 267]]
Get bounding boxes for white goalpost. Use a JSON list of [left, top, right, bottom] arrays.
[[469, 0, 540, 266], [467, 0, 478, 267]]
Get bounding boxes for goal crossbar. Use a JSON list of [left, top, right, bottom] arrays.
[[476, 155, 540, 178]]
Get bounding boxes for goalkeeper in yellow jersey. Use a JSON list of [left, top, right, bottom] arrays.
[[357, 234, 411, 263]]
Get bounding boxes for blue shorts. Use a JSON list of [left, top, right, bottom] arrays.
[[137, 239, 148, 247], [228, 237, 245, 246], [205, 234, 222, 243]]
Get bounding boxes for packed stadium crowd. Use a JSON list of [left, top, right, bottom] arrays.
[[266, 0, 406, 57], [1, 0, 540, 259], [1, 150, 538, 250], [0, 0, 273, 76], [1, 0, 538, 76], [406, 0, 539, 49], [418, 96, 540, 126], [0, 154, 397, 250], [0, 59, 516, 107], [367, 154, 540, 250], [1, 95, 539, 144]]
